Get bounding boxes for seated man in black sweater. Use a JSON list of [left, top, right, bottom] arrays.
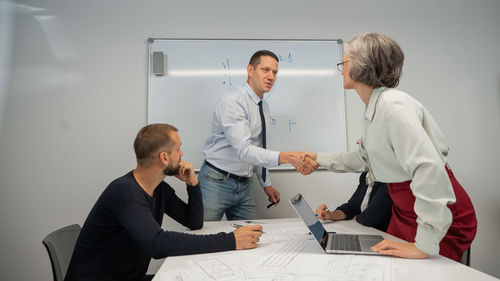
[[314, 172, 393, 232], [65, 124, 262, 281]]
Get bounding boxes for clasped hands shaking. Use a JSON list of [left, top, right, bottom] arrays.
[[282, 151, 319, 175]]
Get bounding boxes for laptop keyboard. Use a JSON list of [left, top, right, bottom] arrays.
[[332, 234, 361, 251]]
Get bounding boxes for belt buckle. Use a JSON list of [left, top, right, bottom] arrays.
[[234, 174, 246, 182]]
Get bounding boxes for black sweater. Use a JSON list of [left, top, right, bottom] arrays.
[[336, 172, 393, 232], [65, 171, 235, 281]]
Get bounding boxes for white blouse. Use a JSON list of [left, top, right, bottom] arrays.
[[317, 87, 456, 255]]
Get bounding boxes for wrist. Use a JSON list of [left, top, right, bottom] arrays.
[[330, 210, 346, 221], [186, 178, 198, 186], [310, 152, 318, 160], [278, 152, 290, 165]]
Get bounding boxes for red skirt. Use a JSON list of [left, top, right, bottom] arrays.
[[386, 165, 477, 261]]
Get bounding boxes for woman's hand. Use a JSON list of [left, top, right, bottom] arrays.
[[371, 239, 429, 259], [314, 204, 331, 220]]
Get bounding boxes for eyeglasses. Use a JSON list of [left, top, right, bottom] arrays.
[[336, 60, 349, 72]]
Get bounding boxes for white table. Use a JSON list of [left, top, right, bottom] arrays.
[[153, 218, 498, 281]]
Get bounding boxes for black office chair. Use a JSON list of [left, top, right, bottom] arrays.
[[460, 247, 471, 266], [42, 224, 81, 281]]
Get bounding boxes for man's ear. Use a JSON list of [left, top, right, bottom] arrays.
[[247, 64, 253, 76], [159, 151, 169, 166]]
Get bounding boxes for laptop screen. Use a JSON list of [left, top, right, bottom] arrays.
[[289, 193, 328, 244]]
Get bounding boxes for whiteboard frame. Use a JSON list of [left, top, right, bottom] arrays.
[[147, 38, 346, 171]]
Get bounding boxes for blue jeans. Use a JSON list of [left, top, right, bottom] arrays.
[[199, 162, 256, 221]]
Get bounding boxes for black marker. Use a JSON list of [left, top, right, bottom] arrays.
[[266, 198, 280, 208]]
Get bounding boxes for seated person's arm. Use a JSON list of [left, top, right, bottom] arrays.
[[163, 183, 203, 230], [315, 204, 347, 221], [117, 195, 236, 259], [234, 225, 263, 249], [165, 161, 203, 230]]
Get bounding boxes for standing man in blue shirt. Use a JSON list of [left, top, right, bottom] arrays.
[[200, 50, 314, 221]]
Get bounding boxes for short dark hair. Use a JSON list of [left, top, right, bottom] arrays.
[[346, 32, 404, 88], [248, 50, 279, 67], [133, 123, 178, 166]]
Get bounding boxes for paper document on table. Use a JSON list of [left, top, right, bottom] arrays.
[[259, 239, 308, 268], [154, 219, 392, 281], [159, 254, 391, 281]]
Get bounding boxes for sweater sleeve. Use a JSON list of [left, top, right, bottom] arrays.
[[113, 185, 235, 259], [336, 173, 366, 220], [163, 183, 204, 230]]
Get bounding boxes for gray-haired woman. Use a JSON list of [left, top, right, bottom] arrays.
[[306, 32, 476, 261]]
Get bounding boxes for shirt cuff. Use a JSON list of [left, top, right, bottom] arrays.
[[414, 225, 443, 255], [317, 153, 330, 166], [266, 150, 280, 167], [256, 166, 272, 187]]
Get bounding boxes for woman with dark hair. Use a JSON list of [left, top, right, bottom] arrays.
[[306, 32, 477, 261]]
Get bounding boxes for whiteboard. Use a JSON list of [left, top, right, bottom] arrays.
[[147, 39, 346, 170]]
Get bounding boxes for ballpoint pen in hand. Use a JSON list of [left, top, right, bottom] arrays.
[[266, 198, 280, 208], [315, 206, 333, 217], [231, 223, 265, 233]]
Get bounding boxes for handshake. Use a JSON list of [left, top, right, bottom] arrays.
[[279, 151, 320, 175]]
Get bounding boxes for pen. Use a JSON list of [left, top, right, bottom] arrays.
[[315, 206, 333, 217], [266, 198, 280, 208], [231, 223, 265, 233]]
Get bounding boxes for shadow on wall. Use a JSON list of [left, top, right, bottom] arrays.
[[0, 2, 14, 136], [497, 74, 500, 111]]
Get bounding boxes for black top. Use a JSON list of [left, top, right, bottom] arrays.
[[336, 172, 393, 232], [65, 171, 235, 281]]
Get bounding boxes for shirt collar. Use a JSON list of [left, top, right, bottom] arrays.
[[243, 83, 262, 105], [364, 87, 387, 122]]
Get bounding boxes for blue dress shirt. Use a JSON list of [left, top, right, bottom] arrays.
[[202, 83, 280, 187]]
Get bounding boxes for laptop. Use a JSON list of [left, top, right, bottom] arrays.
[[289, 193, 384, 255]]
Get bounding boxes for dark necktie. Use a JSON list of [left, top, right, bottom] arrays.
[[258, 101, 267, 182]]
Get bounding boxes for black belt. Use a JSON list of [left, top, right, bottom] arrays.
[[205, 161, 250, 182]]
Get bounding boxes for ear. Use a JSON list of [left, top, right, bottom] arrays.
[[159, 151, 169, 166], [247, 64, 253, 76]]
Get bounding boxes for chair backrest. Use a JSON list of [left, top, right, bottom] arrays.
[[42, 224, 81, 281], [460, 247, 471, 266]]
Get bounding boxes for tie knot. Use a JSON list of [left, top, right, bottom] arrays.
[[258, 101, 263, 107]]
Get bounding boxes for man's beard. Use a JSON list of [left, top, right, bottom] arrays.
[[163, 162, 180, 176]]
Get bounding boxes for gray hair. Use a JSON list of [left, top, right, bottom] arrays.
[[345, 32, 404, 88]]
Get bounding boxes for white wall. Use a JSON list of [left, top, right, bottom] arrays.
[[0, 0, 499, 280]]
